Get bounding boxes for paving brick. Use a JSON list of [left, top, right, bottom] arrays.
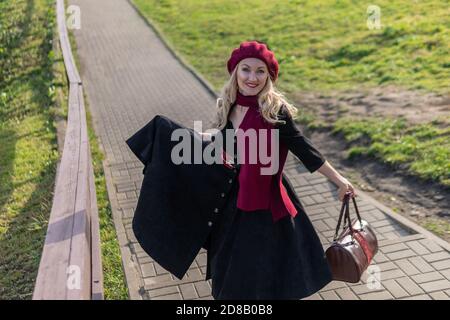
[[412, 271, 445, 284], [144, 274, 172, 287], [381, 243, 409, 254], [301, 196, 315, 206], [116, 192, 127, 200], [400, 294, 432, 300], [394, 259, 421, 276], [377, 225, 400, 234], [374, 261, 397, 272], [405, 240, 431, 255], [147, 285, 179, 298], [194, 281, 211, 298], [185, 268, 204, 282], [419, 239, 444, 253], [320, 281, 348, 292], [439, 268, 450, 280], [303, 293, 322, 300], [312, 220, 330, 232], [323, 217, 338, 230], [422, 251, 450, 263], [429, 291, 450, 300], [141, 263, 156, 278], [372, 252, 390, 263], [396, 277, 424, 295], [381, 231, 403, 240], [180, 283, 198, 300], [386, 249, 417, 261], [154, 263, 170, 275], [408, 256, 434, 273], [359, 290, 394, 300], [125, 191, 137, 199], [311, 194, 327, 204], [195, 252, 207, 267], [152, 292, 182, 300], [194, 295, 214, 300], [382, 279, 410, 298], [379, 268, 406, 281], [335, 287, 359, 300], [419, 279, 450, 292], [319, 290, 341, 300], [372, 220, 395, 228], [349, 283, 385, 295], [431, 260, 450, 271]]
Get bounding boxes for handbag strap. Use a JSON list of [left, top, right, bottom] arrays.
[[333, 194, 348, 241], [333, 191, 363, 241]]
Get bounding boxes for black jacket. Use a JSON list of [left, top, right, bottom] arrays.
[[126, 108, 325, 280]]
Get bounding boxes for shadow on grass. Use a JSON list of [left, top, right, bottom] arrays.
[[0, 0, 58, 299]]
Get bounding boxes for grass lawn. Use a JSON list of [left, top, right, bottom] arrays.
[[132, 0, 449, 94], [0, 0, 127, 299], [132, 0, 449, 189], [0, 0, 59, 299]]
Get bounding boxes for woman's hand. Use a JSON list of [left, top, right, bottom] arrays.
[[337, 177, 357, 202]]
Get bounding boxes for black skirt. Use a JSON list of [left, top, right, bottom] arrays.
[[204, 172, 333, 300]]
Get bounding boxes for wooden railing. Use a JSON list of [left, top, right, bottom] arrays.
[[33, 0, 103, 300]]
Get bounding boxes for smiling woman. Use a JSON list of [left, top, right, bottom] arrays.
[[126, 40, 357, 300]]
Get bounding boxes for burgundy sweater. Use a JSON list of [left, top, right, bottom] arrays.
[[232, 91, 297, 222]]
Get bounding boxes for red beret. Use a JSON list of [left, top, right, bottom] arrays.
[[227, 40, 279, 81]]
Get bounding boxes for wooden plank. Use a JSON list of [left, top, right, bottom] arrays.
[[33, 84, 82, 299], [34, 1, 104, 300], [82, 85, 104, 300], [67, 84, 91, 299], [56, 0, 81, 84]]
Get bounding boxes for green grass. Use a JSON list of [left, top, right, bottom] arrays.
[[0, 0, 59, 299], [132, 0, 450, 189], [332, 117, 450, 187], [0, 0, 127, 299], [85, 90, 129, 300], [132, 0, 449, 95]]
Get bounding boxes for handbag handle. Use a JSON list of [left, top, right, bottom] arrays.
[[333, 191, 363, 241]]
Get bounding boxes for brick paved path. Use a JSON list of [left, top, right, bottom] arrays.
[[70, 0, 450, 300]]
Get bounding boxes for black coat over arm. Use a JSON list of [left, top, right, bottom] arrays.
[[126, 108, 326, 280]]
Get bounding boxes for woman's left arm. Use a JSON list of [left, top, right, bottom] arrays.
[[277, 106, 356, 202], [316, 160, 357, 201]]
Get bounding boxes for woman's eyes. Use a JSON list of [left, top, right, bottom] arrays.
[[242, 68, 265, 73]]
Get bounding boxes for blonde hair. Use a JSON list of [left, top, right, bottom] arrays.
[[212, 62, 298, 130]]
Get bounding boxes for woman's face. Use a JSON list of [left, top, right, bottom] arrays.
[[236, 58, 269, 96]]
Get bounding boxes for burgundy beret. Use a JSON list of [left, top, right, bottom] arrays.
[[227, 40, 279, 81]]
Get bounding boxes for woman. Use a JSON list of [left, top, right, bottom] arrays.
[[200, 40, 356, 300], [126, 40, 356, 300]]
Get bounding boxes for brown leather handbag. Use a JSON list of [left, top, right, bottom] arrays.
[[325, 191, 379, 283]]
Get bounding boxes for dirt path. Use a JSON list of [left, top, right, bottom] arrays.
[[292, 85, 450, 127], [292, 86, 450, 242]]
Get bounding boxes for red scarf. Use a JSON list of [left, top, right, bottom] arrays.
[[233, 91, 297, 222]]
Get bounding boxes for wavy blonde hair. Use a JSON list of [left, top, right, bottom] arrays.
[[212, 62, 298, 130]]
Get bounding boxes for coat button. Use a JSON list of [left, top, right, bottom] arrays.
[[208, 221, 213, 227], [228, 179, 233, 184], [220, 193, 225, 198], [214, 208, 219, 213]]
